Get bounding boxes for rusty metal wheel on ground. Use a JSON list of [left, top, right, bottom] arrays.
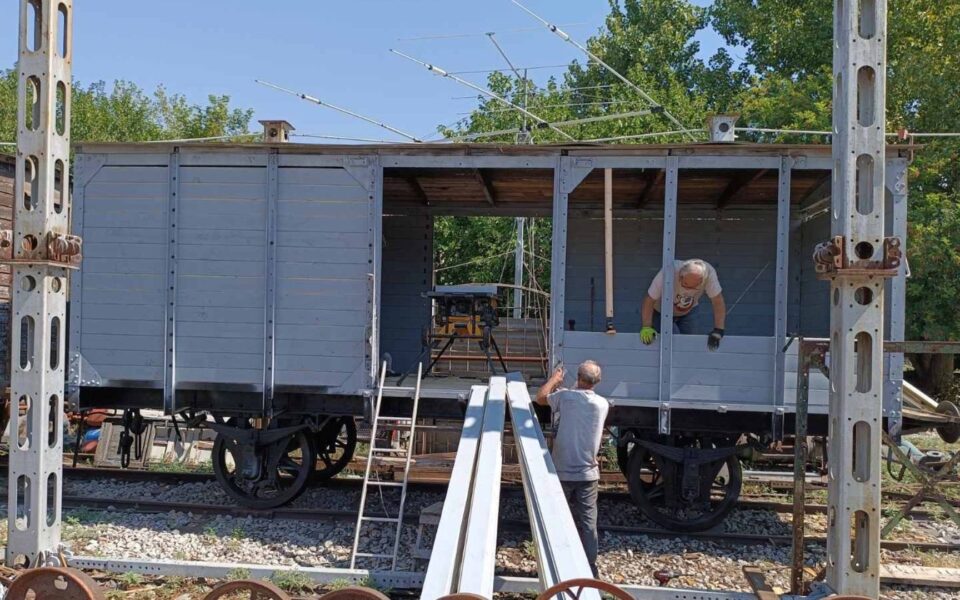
[[536, 578, 634, 600], [437, 594, 489, 599], [203, 579, 291, 600], [6, 567, 105, 600], [321, 587, 391, 599]]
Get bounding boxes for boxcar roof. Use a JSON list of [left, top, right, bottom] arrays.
[[74, 142, 914, 213]]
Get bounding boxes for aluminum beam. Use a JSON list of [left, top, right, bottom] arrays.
[[506, 381, 599, 599], [162, 150, 179, 414], [458, 377, 506, 597], [827, 0, 889, 596], [421, 385, 487, 599], [7, 0, 73, 567]]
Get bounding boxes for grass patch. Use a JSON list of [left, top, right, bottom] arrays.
[[226, 567, 250, 581], [270, 569, 314, 593]]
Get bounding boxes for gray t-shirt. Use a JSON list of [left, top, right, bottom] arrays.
[[547, 388, 610, 482]]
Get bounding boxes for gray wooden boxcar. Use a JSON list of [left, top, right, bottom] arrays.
[[69, 142, 913, 527]]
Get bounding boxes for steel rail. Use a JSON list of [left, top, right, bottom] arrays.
[[56, 495, 959, 553]]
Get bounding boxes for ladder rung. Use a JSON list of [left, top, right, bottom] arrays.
[[361, 516, 400, 523], [353, 552, 394, 559], [377, 417, 413, 423], [385, 386, 418, 392], [366, 481, 404, 487], [371, 447, 405, 454]]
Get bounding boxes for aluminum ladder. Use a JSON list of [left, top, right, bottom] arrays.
[[349, 362, 422, 570]]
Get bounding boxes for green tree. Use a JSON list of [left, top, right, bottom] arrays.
[[0, 68, 254, 146], [448, 0, 960, 393]]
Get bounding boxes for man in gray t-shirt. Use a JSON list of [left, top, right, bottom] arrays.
[[535, 360, 609, 577]]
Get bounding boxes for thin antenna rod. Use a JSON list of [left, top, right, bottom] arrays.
[[486, 33, 532, 144], [511, 0, 696, 141], [256, 79, 423, 143], [390, 49, 576, 141], [449, 109, 654, 142]]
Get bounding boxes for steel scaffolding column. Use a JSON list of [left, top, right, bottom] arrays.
[[825, 0, 890, 596], [6, 0, 75, 567]]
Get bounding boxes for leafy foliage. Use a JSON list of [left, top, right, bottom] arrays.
[[0, 68, 254, 145], [445, 0, 960, 357]]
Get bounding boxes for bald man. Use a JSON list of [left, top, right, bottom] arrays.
[[536, 360, 609, 577], [641, 258, 726, 350]]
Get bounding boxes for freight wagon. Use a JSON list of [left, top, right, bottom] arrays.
[[68, 140, 915, 529]]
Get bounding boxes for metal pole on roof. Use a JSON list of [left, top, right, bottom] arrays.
[[390, 49, 577, 141], [510, 0, 697, 141], [255, 80, 423, 143]]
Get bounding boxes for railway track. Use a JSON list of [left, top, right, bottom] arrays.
[[60, 493, 959, 555], [51, 464, 950, 518]]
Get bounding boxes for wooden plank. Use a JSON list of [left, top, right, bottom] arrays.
[[742, 566, 779, 600], [717, 169, 770, 209], [636, 169, 664, 208], [879, 565, 960, 588], [474, 169, 496, 206]]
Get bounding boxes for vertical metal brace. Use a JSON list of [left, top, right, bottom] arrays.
[[549, 158, 569, 368], [658, 157, 679, 434], [368, 159, 383, 384], [162, 150, 180, 415], [772, 157, 792, 440], [790, 339, 814, 595], [885, 158, 908, 441], [7, 0, 73, 567], [826, 0, 888, 596], [262, 152, 279, 413], [550, 157, 591, 368]]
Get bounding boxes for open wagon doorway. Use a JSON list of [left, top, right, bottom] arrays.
[[379, 164, 555, 397]]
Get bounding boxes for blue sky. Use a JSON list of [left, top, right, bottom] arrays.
[[3, 0, 725, 143]]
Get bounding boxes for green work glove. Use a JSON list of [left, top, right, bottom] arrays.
[[640, 326, 657, 345]]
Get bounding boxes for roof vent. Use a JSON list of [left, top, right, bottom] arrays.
[[707, 115, 738, 143], [259, 120, 295, 143]]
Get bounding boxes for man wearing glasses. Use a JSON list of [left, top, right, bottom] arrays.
[[640, 258, 727, 351]]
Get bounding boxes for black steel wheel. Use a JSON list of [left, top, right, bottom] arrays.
[[935, 400, 960, 444], [212, 421, 316, 509], [314, 416, 357, 480], [626, 440, 742, 532]]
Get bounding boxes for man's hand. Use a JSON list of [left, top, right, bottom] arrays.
[[707, 328, 724, 351], [537, 366, 566, 406], [640, 327, 657, 345], [550, 365, 566, 383]]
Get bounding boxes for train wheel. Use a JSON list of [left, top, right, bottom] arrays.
[[935, 400, 960, 444], [627, 439, 742, 532], [314, 416, 357, 481], [213, 420, 316, 509]]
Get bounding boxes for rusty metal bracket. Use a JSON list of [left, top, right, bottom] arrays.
[[321, 588, 391, 600], [813, 235, 902, 279], [0, 229, 82, 269]]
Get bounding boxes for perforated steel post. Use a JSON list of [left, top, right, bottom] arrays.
[[7, 0, 73, 566], [826, 0, 889, 596]]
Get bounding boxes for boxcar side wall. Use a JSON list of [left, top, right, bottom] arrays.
[[70, 150, 378, 412]]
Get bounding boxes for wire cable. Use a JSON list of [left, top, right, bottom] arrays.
[[511, 0, 697, 141], [390, 49, 576, 141], [256, 79, 423, 143]]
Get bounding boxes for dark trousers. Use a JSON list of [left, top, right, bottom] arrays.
[[561, 479, 599, 577], [653, 307, 696, 334]]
